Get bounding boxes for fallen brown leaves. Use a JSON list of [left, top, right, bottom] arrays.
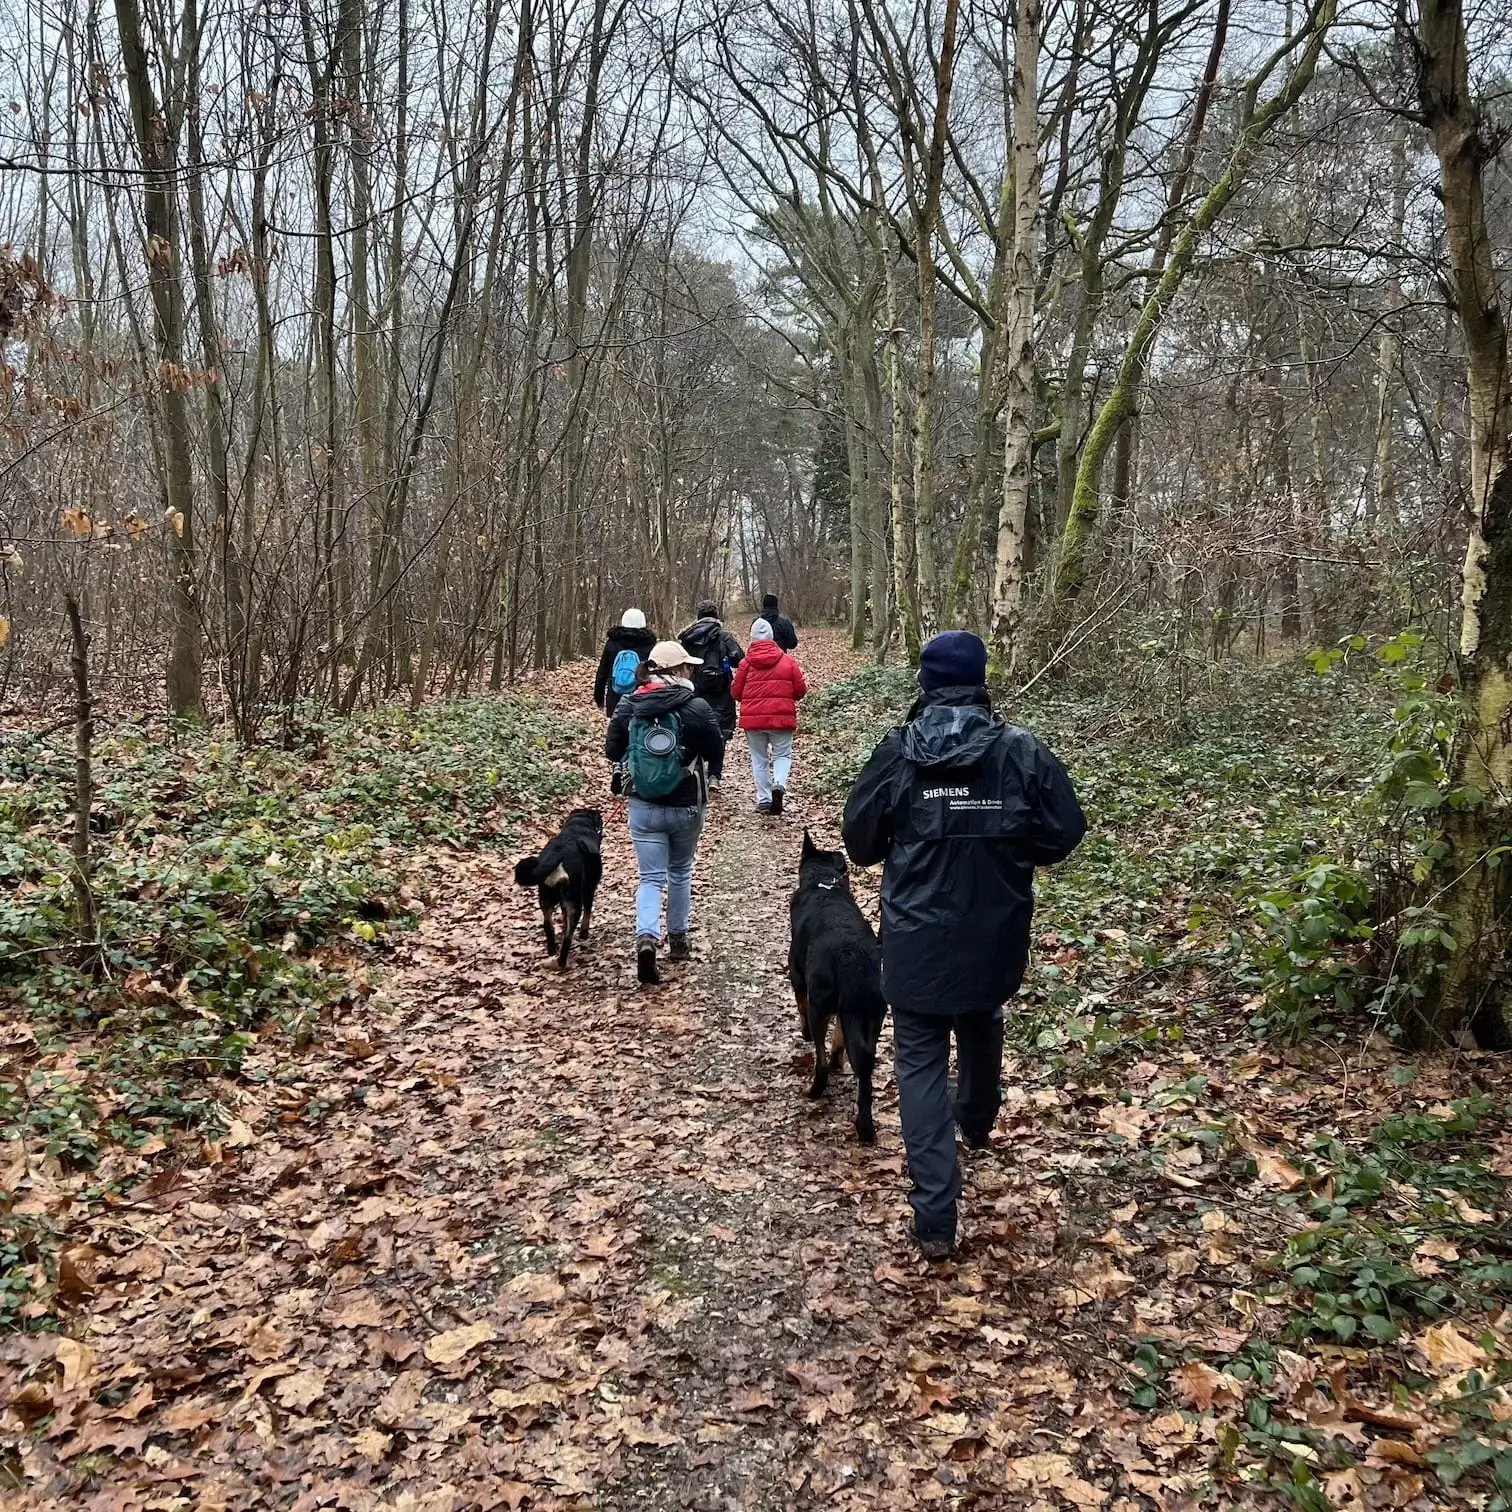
[[4, 629, 1510, 1512]]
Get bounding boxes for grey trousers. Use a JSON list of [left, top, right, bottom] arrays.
[[892, 1008, 1005, 1241]]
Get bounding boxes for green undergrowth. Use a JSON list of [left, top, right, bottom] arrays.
[[0, 695, 584, 1324], [807, 652, 1390, 1044], [810, 648, 1512, 1456]]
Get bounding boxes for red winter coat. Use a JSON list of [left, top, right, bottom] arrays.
[[732, 639, 808, 730]]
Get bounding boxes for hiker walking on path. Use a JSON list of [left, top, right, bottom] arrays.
[[758, 592, 798, 651], [732, 619, 807, 816], [594, 609, 657, 795], [605, 641, 725, 985], [678, 601, 744, 792], [841, 631, 1086, 1260]]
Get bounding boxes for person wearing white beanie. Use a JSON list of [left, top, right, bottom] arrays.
[[594, 607, 658, 792], [731, 617, 808, 814]]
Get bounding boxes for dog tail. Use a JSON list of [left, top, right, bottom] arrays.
[[514, 854, 547, 887]]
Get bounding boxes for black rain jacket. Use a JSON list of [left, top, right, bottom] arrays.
[[759, 598, 799, 651], [605, 680, 725, 807], [678, 617, 745, 729], [593, 624, 657, 715], [841, 686, 1086, 1015]]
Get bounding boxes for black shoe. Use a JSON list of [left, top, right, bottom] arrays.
[[756, 800, 772, 815], [771, 787, 785, 816], [669, 934, 692, 962], [916, 1233, 956, 1262], [610, 769, 624, 797], [636, 936, 661, 985]]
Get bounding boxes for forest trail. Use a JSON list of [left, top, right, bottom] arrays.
[[11, 630, 1104, 1511], [12, 634, 1511, 1512]]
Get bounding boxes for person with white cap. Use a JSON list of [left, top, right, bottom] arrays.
[[731, 617, 807, 815], [605, 640, 725, 984], [594, 608, 658, 795]]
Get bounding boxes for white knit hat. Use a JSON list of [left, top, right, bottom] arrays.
[[751, 618, 774, 641], [621, 607, 647, 630]]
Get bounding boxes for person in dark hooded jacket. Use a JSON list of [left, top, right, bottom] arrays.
[[758, 592, 799, 652], [606, 641, 725, 985], [677, 601, 744, 788], [842, 630, 1085, 1258], [594, 608, 658, 794]]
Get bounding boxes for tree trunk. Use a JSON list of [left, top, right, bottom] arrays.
[[1410, 0, 1512, 1048], [64, 593, 96, 937], [114, 0, 203, 719], [908, 0, 960, 636], [988, 0, 1040, 660], [1372, 74, 1409, 528]]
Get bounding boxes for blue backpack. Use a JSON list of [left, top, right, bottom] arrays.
[[610, 647, 641, 695], [627, 710, 685, 798]]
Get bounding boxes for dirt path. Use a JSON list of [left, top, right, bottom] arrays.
[[6, 631, 1137, 1512]]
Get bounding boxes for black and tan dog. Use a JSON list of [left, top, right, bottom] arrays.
[[513, 808, 603, 969], [788, 830, 888, 1143]]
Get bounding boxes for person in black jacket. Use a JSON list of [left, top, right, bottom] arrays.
[[759, 592, 799, 652], [842, 630, 1085, 1259], [678, 601, 744, 789], [606, 641, 725, 985], [594, 608, 658, 795]]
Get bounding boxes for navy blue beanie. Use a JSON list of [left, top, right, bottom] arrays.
[[919, 630, 988, 693]]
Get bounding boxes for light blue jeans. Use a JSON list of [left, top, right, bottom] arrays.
[[745, 730, 795, 805], [627, 799, 702, 938]]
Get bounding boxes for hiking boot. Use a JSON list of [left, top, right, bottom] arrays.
[[756, 800, 773, 815], [770, 787, 785, 816], [916, 1233, 956, 1262], [708, 776, 721, 793], [669, 934, 692, 962], [636, 935, 661, 986]]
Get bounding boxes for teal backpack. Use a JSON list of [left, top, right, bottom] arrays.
[[627, 710, 686, 798], [610, 647, 641, 695]]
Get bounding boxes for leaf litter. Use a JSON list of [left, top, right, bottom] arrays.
[[2, 630, 1510, 1510]]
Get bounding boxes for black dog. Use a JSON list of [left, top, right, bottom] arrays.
[[513, 808, 603, 969], [788, 830, 888, 1143]]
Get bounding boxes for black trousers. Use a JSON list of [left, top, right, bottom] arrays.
[[706, 693, 736, 778], [891, 1008, 1005, 1241]]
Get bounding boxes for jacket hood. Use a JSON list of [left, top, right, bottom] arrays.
[[761, 595, 780, 613], [901, 697, 1001, 768], [628, 681, 695, 717], [606, 624, 656, 649], [679, 616, 723, 645], [745, 637, 785, 668]]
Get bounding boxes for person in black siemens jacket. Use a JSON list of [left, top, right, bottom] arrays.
[[842, 630, 1085, 1259]]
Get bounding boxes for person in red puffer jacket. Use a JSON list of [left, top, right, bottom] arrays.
[[731, 618, 808, 815]]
